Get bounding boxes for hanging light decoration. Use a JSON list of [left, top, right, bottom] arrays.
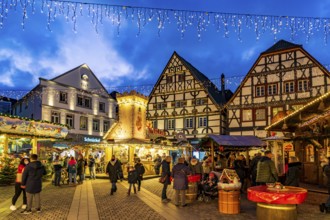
[[0, 0, 329, 42]]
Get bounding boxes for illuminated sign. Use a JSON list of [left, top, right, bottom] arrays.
[[84, 137, 101, 143]]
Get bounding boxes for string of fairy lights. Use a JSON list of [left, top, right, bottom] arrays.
[[0, 0, 329, 41], [0, 0, 330, 99]]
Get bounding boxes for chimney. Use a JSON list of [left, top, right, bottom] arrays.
[[221, 73, 225, 99]]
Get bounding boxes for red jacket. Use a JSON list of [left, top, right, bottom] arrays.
[[16, 164, 25, 183]]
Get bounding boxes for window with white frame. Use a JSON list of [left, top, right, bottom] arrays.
[[166, 119, 175, 130], [175, 100, 186, 108], [242, 109, 252, 121], [51, 111, 60, 124], [198, 117, 207, 127], [298, 79, 309, 92], [80, 116, 88, 130], [255, 109, 266, 121], [103, 120, 110, 132], [256, 85, 265, 97], [157, 102, 166, 109], [284, 81, 294, 93], [59, 91, 68, 103], [77, 95, 92, 108], [66, 114, 74, 129], [99, 102, 105, 112], [185, 117, 194, 128], [93, 119, 100, 132], [268, 84, 277, 95]]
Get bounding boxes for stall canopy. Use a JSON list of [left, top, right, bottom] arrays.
[[207, 134, 265, 147]]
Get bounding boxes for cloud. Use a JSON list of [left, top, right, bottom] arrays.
[[0, 15, 148, 89], [241, 47, 257, 61]]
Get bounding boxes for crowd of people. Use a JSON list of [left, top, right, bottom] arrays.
[[9, 150, 330, 215]]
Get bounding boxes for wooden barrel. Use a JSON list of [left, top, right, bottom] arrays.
[[218, 190, 240, 214], [185, 182, 198, 203], [257, 203, 297, 220]]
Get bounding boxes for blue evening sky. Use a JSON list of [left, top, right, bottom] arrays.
[[0, 0, 329, 98]]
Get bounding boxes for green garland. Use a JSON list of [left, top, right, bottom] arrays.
[[0, 113, 68, 128]]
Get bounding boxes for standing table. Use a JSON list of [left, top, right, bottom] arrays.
[[247, 185, 307, 220]]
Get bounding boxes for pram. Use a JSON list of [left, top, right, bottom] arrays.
[[197, 171, 221, 202]]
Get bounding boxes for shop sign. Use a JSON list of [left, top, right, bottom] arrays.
[[283, 142, 294, 151], [83, 137, 101, 143], [0, 115, 68, 138]]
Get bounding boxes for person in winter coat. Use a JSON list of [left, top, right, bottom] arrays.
[[153, 154, 162, 175], [10, 157, 29, 211], [320, 157, 330, 213], [256, 151, 278, 185], [189, 157, 203, 179], [234, 155, 246, 193], [20, 154, 46, 214], [250, 153, 262, 186], [285, 156, 302, 186], [134, 158, 145, 191], [53, 155, 62, 187], [172, 157, 191, 207], [68, 157, 77, 184], [106, 155, 122, 195], [127, 166, 138, 195], [88, 155, 96, 180], [77, 155, 85, 184], [161, 156, 172, 203]]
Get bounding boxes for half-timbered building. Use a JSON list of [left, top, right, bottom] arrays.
[[147, 52, 233, 145], [226, 40, 330, 138]]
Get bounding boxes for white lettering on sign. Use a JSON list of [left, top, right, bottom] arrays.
[[84, 137, 101, 143]]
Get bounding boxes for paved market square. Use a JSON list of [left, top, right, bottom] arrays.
[[0, 178, 329, 220]]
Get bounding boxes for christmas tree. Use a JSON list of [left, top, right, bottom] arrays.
[[0, 156, 17, 185]]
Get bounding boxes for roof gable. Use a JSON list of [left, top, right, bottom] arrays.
[[51, 64, 109, 97], [262, 40, 301, 55], [149, 51, 232, 106], [225, 39, 330, 107]]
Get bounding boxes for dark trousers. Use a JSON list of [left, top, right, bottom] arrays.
[[128, 183, 136, 194], [161, 182, 168, 200], [54, 170, 61, 186], [325, 188, 330, 208], [26, 192, 40, 211], [137, 179, 141, 190], [12, 182, 27, 205]]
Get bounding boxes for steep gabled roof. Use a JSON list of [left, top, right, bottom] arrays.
[[225, 39, 330, 108], [50, 64, 110, 96], [261, 40, 301, 55], [149, 51, 232, 106]]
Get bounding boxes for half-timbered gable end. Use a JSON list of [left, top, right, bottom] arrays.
[[147, 52, 233, 143], [226, 40, 330, 138]]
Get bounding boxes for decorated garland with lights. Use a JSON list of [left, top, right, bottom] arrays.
[[0, 0, 329, 42]]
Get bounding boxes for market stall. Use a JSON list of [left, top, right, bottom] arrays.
[[0, 114, 68, 158], [265, 91, 330, 186]]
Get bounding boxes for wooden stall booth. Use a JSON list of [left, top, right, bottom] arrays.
[[265, 90, 330, 186], [0, 114, 68, 158]]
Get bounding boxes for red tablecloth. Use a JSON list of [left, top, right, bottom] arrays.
[[247, 185, 307, 204]]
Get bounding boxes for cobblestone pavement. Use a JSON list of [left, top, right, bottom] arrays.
[[93, 179, 166, 220], [0, 184, 15, 204], [1, 179, 330, 220], [142, 178, 330, 220], [3, 183, 76, 220]]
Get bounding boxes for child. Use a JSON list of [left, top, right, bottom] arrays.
[[127, 166, 138, 195]]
